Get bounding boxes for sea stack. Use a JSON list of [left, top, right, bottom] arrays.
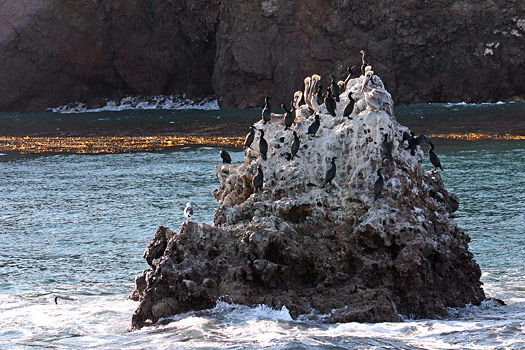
[[130, 70, 485, 329]]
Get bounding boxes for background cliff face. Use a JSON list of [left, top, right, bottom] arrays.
[[0, 0, 523, 111]]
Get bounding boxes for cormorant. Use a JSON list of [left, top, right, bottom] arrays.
[[262, 97, 271, 124], [283, 102, 295, 130], [322, 157, 338, 188], [401, 131, 429, 156], [253, 166, 264, 193], [307, 114, 320, 137], [316, 84, 324, 107], [244, 126, 256, 150], [184, 202, 193, 221], [343, 96, 356, 117], [428, 142, 444, 172], [259, 129, 268, 160], [324, 90, 336, 117], [220, 149, 232, 164], [330, 75, 340, 102], [382, 134, 393, 162], [374, 169, 384, 201], [291, 130, 300, 159]]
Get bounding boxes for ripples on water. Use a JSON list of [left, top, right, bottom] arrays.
[[0, 142, 524, 349]]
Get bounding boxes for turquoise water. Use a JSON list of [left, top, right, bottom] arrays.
[[0, 113, 524, 348]]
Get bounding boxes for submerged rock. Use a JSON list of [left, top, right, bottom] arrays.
[[130, 74, 485, 329]]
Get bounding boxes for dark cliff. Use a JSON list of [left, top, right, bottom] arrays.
[[0, 0, 524, 112]]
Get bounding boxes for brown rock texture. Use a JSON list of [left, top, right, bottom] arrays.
[[0, 0, 524, 111], [130, 73, 485, 329]]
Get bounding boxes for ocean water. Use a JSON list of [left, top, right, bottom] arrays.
[[0, 107, 524, 349]]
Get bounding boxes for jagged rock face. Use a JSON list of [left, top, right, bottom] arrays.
[[131, 75, 485, 329], [0, 0, 524, 111]]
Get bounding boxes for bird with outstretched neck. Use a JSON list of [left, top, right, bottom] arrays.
[[262, 97, 271, 124], [428, 142, 444, 172]]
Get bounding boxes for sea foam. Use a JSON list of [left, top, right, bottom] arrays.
[[47, 95, 220, 114]]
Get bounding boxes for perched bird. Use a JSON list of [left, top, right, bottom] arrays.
[[307, 114, 321, 137], [259, 129, 268, 160], [324, 90, 337, 117], [373, 169, 384, 201], [341, 66, 353, 91], [401, 131, 429, 156], [244, 126, 256, 150], [220, 149, 232, 164], [364, 88, 382, 111], [343, 95, 356, 117], [293, 91, 310, 119], [381, 134, 393, 162], [283, 102, 295, 130], [262, 97, 271, 124], [361, 70, 373, 93], [252, 166, 264, 193], [330, 75, 340, 102], [428, 142, 444, 172], [316, 84, 324, 107], [184, 202, 193, 221], [322, 157, 338, 188], [303, 77, 312, 109], [290, 130, 300, 159], [360, 49, 371, 76], [309, 75, 321, 112]]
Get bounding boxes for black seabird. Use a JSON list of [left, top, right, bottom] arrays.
[[374, 169, 384, 200], [322, 157, 338, 188], [290, 130, 300, 159], [316, 84, 324, 107], [381, 134, 393, 162], [262, 97, 271, 124], [283, 102, 295, 130], [343, 96, 356, 117], [330, 75, 340, 102], [244, 126, 256, 150], [428, 142, 444, 171], [401, 131, 429, 156], [220, 149, 232, 164], [307, 114, 320, 137], [259, 129, 268, 160], [252, 166, 264, 193], [324, 90, 336, 117]]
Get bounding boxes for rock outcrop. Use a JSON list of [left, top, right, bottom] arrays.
[[130, 73, 485, 329], [0, 0, 524, 111]]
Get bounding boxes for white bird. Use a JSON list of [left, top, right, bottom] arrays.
[[184, 202, 193, 221], [364, 88, 383, 111], [309, 74, 321, 113], [293, 90, 310, 120]]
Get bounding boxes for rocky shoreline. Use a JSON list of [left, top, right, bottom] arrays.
[[130, 72, 485, 329]]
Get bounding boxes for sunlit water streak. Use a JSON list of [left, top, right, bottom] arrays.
[[0, 142, 523, 349]]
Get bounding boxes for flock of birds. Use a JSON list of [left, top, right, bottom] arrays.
[[186, 50, 445, 220]]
